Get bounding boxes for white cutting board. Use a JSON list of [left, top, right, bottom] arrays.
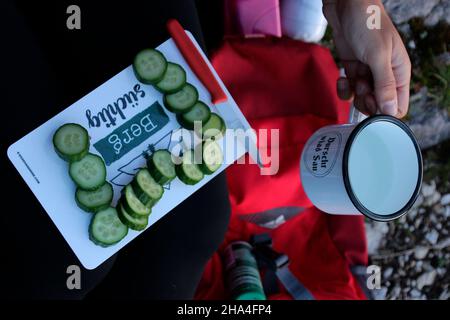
[[7, 32, 254, 269]]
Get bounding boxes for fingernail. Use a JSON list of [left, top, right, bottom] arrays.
[[381, 100, 397, 116]]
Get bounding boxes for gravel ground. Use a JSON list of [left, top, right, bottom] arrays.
[[366, 140, 450, 300], [364, 1, 450, 300]]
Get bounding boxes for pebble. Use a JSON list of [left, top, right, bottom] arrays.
[[414, 246, 429, 259], [410, 289, 421, 299], [373, 287, 388, 300], [415, 217, 423, 229], [416, 270, 437, 290], [415, 260, 423, 272], [421, 181, 436, 198], [412, 194, 424, 209], [436, 268, 447, 277], [425, 192, 441, 206], [439, 289, 450, 300], [425, 229, 439, 245], [445, 206, 450, 218], [441, 194, 450, 206], [390, 285, 401, 299], [384, 267, 394, 278]]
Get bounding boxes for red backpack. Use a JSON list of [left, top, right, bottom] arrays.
[[195, 37, 368, 300]]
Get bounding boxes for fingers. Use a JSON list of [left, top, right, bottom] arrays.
[[365, 49, 399, 116], [391, 35, 412, 118], [337, 61, 378, 116]]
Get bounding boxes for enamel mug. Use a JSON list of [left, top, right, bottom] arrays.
[[300, 106, 423, 221]]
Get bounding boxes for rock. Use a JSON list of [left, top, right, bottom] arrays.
[[417, 270, 437, 290], [439, 289, 450, 300], [413, 194, 424, 209], [415, 216, 423, 229], [425, 229, 439, 245], [445, 206, 450, 218], [415, 260, 423, 272], [441, 194, 450, 206], [424, 191, 441, 206], [410, 288, 422, 299], [436, 237, 450, 250], [425, 0, 450, 26], [373, 287, 388, 300], [384, 267, 394, 278], [382, 0, 440, 25], [421, 181, 436, 198], [414, 246, 429, 259], [365, 222, 389, 255], [408, 105, 450, 150], [422, 262, 434, 272], [390, 285, 401, 299], [408, 208, 419, 221], [436, 268, 447, 277]]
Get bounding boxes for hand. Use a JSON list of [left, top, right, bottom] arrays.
[[323, 0, 411, 118]]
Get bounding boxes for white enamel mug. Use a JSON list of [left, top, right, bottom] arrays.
[[300, 107, 423, 221]]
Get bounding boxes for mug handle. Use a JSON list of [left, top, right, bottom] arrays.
[[339, 68, 369, 124]]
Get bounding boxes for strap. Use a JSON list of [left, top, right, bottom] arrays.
[[251, 234, 315, 300]]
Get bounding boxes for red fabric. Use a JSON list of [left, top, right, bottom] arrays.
[[195, 37, 368, 300]]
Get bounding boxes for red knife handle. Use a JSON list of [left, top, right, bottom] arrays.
[[166, 19, 227, 105]]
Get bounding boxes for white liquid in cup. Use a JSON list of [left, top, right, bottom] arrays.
[[347, 121, 420, 216]]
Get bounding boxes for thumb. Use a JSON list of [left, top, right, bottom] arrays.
[[366, 52, 398, 116]]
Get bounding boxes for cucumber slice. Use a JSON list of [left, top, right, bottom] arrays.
[[200, 113, 226, 140], [53, 123, 89, 162], [117, 203, 148, 231], [121, 184, 151, 218], [75, 182, 113, 213], [155, 62, 186, 94], [131, 168, 164, 208], [199, 141, 223, 174], [147, 150, 176, 185], [177, 101, 211, 130], [163, 83, 198, 114], [89, 207, 128, 247], [69, 153, 106, 191], [133, 49, 167, 84], [176, 150, 204, 185]]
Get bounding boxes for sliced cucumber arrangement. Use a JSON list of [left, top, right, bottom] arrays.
[[177, 101, 212, 130], [89, 207, 128, 247], [133, 49, 167, 84], [53, 123, 90, 162], [50, 48, 231, 248], [155, 62, 186, 94], [176, 150, 204, 185], [147, 150, 176, 185], [75, 182, 113, 213], [200, 113, 226, 140], [199, 141, 223, 174], [117, 203, 148, 231], [69, 153, 107, 191], [131, 168, 164, 208], [121, 184, 151, 218], [163, 83, 199, 114]]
